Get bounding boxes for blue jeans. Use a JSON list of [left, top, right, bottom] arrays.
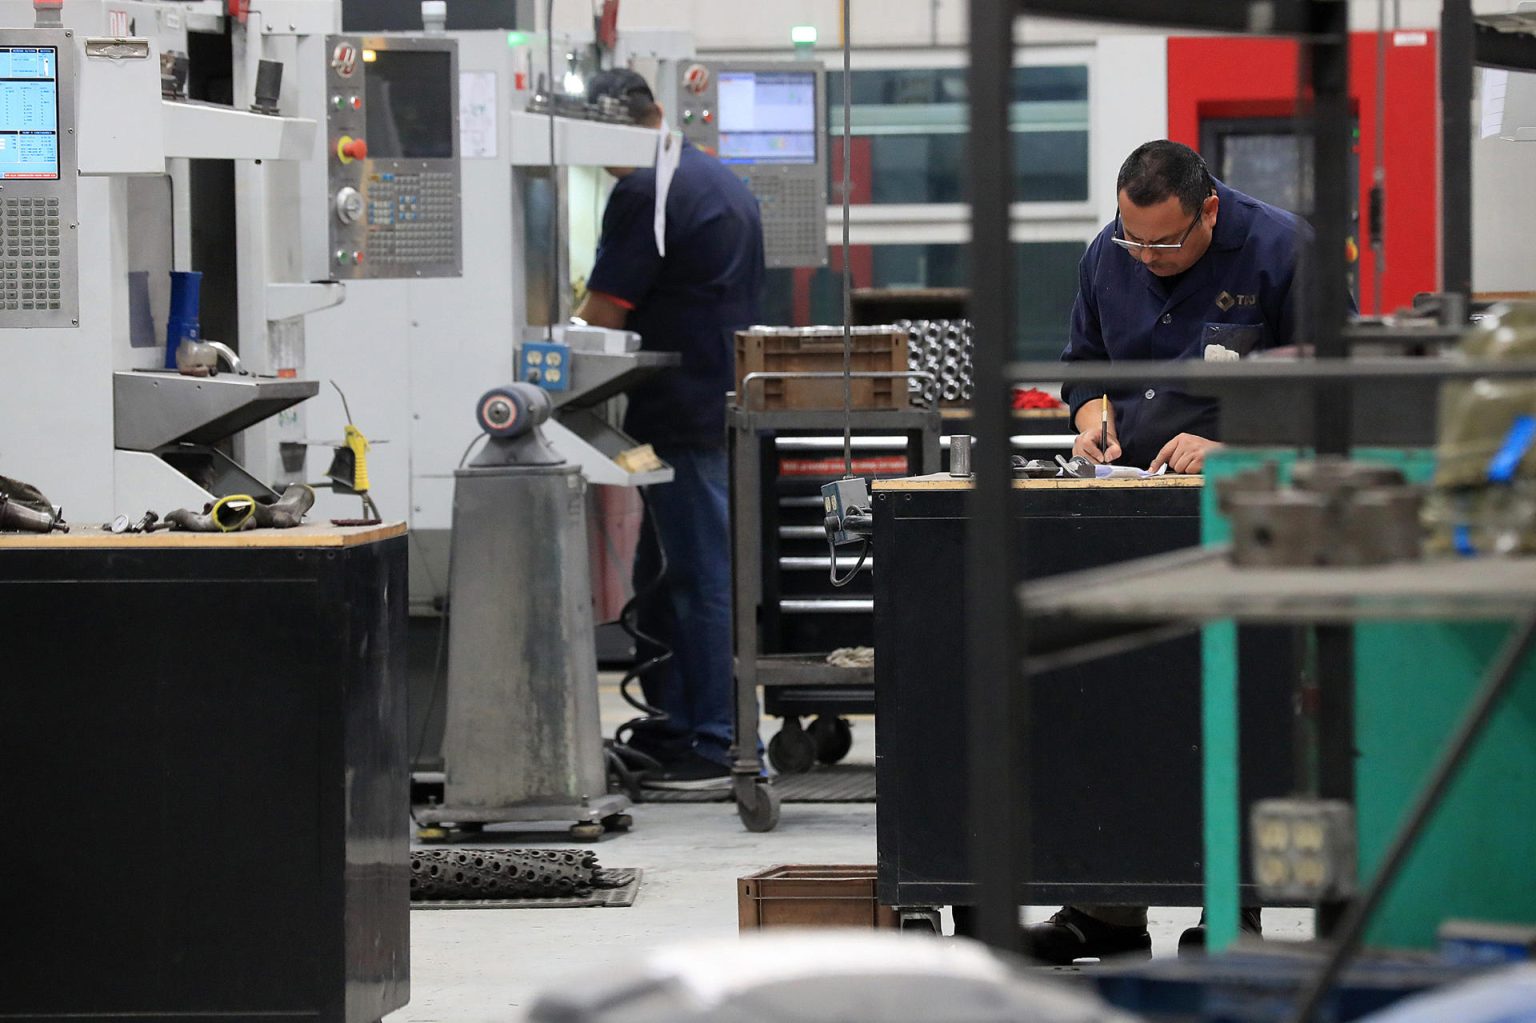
[[631, 446, 733, 766]]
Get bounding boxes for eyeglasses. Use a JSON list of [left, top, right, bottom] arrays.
[[1111, 209, 1203, 255]]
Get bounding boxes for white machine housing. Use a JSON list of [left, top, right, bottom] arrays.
[[301, 28, 688, 612], [0, 0, 328, 523]]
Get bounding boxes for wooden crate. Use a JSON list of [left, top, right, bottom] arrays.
[[735, 327, 907, 411], [737, 865, 899, 930]]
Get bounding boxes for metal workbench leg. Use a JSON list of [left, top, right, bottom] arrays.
[[1202, 619, 1242, 953], [912, 419, 942, 476], [730, 413, 779, 831]]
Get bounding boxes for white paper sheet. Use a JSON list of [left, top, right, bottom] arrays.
[[460, 70, 498, 159]]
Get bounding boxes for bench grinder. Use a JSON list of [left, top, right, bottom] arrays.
[[419, 383, 630, 840]]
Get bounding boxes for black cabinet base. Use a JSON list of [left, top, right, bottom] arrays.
[[0, 534, 410, 1021]]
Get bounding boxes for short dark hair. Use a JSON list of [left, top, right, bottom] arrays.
[[586, 68, 660, 124], [1117, 140, 1213, 214]]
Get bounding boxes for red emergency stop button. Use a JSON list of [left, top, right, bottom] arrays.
[[337, 135, 368, 163]]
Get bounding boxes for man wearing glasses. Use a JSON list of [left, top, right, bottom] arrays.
[[1060, 139, 1307, 474], [1024, 140, 1308, 964]]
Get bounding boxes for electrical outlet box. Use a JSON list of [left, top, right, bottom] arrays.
[[1251, 798, 1357, 902], [520, 341, 572, 392], [821, 477, 871, 546]]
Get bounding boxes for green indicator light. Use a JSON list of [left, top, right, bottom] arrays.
[[791, 25, 818, 45], [506, 31, 530, 47]]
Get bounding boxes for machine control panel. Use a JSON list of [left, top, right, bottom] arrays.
[[325, 35, 462, 279], [677, 60, 826, 269], [0, 30, 77, 326]]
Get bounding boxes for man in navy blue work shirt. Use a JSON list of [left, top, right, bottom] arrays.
[[1061, 139, 1307, 474], [1025, 141, 1307, 964], [575, 69, 765, 790]]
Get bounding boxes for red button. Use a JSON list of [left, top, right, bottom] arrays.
[[343, 138, 367, 160], [349, 96, 362, 110], [353, 251, 364, 264], [702, 109, 713, 124]]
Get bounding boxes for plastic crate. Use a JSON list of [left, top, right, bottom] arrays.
[[735, 326, 907, 411], [737, 865, 898, 930]]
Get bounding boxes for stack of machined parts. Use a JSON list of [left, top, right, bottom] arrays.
[[411, 847, 622, 901], [899, 319, 974, 408]]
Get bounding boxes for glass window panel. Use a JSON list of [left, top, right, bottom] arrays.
[[759, 240, 1085, 362], [827, 65, 1089, 203]]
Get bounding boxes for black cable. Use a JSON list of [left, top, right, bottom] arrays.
[[611, 487, 674, 751], [331, 379, 355, 425], [410, 428, 489, 825], [827, 535, 871, 588], [458, 431, 486, 469], [1287, 615, 1536, 1023]]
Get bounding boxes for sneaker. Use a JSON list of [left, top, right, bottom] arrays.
[[1177, 907, 1263, 956], [1020, 906, 1151, 965], [639, 750, 732, 791]]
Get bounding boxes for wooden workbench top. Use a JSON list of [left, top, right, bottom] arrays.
[[872, 473, 1205, 492], [0, 521, 407, 550]]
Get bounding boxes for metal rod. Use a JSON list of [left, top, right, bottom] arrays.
[[1312, 623, 1355, 937], [1288, 615, 1536, 1023], [545, 0, 559, 340], [1372, 0, 1388, 316], [1440, 0, 1474, 316], [841, 0, 854, 479], [1306, 0, 1353, 456], [966, 0, 1024, 955]]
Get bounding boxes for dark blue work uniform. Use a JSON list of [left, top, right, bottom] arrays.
[[587, 140, 765, 447], [585, 140, 764, 771], [1061, 181, 1308, 469]]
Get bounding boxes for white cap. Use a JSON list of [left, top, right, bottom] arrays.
[[421, 1, 447, 29]]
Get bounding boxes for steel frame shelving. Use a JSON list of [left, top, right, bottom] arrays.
[[962, 0, 1536, 971]]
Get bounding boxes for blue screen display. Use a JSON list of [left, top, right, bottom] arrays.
[[0, 47, 59, 180], [717, 70, 817, 166]]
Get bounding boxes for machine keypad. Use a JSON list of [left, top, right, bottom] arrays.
[[749, 175, 825, 268], [363, 170, 458, 265], [2, 197, 64, 311]]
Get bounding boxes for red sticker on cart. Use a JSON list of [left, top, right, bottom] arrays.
[[779, 456, 908, 477]]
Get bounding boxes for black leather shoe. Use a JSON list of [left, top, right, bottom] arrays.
[[1020, 906, 1151, 965], [1177, 907, 1263, 956]]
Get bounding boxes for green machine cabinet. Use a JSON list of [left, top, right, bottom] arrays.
[[1200, 449, 1536, 951]]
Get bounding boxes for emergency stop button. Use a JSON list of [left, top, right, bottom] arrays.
[[337, 136, 368, 164]]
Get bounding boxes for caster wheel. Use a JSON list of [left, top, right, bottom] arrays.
[[767, 717, 817, 774], [603, 813, 634, 832], [736, 781, 781, 833], [569, 822, 605, 842], [809, 715, 854, 765], [899, 907, 942, 933]]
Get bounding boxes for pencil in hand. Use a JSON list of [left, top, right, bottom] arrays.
[[1099, 394, 1110, 463]]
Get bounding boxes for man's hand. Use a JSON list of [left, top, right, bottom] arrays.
[[1071, 399, 1121, 464], [1150, 433, 1223, 474]]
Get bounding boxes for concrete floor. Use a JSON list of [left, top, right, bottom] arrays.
[[389, 682, 1312, 1022]]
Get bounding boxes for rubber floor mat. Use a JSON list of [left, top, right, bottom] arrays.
[[410, 868, 641, 910], [637, 764, 875, 804]]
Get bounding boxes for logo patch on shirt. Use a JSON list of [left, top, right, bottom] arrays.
[[1216, 290, 1257, 311]]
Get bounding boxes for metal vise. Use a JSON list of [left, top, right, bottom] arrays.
[[1219, 458, 1424, 568]]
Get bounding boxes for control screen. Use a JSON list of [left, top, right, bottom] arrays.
[[0, 46, 59, 180], [717, 70, 816, 165], [365, 49, 453, 159]]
